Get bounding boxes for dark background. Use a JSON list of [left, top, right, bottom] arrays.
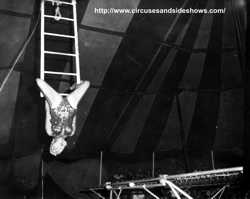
[[0, 0, 247, 198]]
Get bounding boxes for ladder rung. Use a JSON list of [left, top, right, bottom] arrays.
[[44, 32, 75, 39], [44, 51, 76, 57], [45, 0, 74, 6], [60, 93, 69, 96], [45, 71, 77, 76], [44, 14, 74, 21]]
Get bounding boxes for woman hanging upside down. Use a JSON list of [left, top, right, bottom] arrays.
[[36, 78, 90, 156]]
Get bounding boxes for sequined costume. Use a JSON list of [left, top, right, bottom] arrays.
[[49, 98, 77, 137], [36, 78, 90, 156]]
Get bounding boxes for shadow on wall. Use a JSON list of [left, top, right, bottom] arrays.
[[48, 158, 108, 198]]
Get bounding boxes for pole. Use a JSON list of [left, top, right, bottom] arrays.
[[152, 152, 155, 177], [211, 150, 215, 170], [41, 159, 44, 199], [99, 151, 103, 186]]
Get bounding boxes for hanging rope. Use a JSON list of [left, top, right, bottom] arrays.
[[55, 6, 62, 20], [0, 14, 40, 94], [52, 0, 62, 21]]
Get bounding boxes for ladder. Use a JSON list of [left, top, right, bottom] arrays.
[[40, 0, 81, 96]]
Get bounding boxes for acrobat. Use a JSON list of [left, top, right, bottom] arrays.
[[36, 78, 90, 156]]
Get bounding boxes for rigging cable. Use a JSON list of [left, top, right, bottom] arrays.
[[0, 12, 40, 94]]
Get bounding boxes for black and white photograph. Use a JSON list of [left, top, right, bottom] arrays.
[[0, 0, 248, 198]]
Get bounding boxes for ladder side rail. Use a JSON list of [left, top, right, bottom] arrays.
[[40, 0, 45, 97], [40, 0, 45, 81], [72, 0, 81, 83]]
